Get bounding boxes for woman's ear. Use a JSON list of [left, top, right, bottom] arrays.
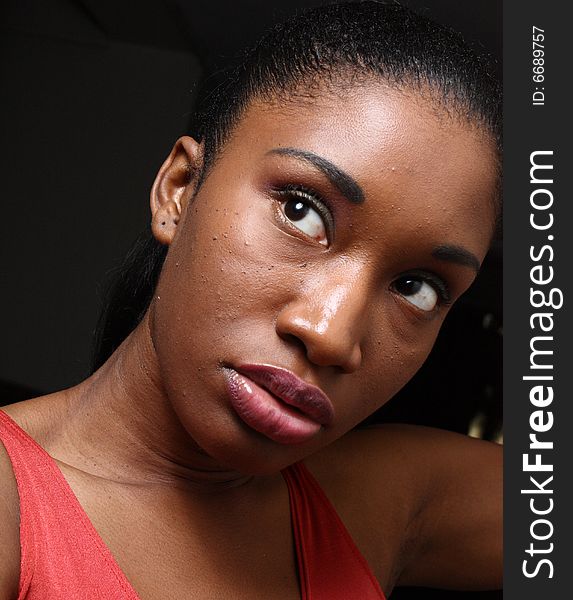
[[150, 136, 203, 245]]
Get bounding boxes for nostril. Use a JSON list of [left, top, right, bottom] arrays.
[[278, 331, 308, 356]]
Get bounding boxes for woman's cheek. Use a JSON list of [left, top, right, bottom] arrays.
[[351, 327, 438, 417], [151, 207, 289, 360]]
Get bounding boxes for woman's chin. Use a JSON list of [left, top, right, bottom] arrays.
[[193, 422, 320, 477]]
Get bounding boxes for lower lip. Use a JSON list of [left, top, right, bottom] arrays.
[[223, 368, 322, 445]]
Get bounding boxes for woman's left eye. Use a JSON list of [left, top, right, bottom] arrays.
[[275, 185, 332, 246], [392, 275, 449, 312]]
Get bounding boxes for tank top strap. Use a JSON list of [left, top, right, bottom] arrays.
[[0, 409, 140, 599], [281, 461, 386, 600]]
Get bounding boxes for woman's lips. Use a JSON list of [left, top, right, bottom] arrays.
[[222, 364, 334, 445]]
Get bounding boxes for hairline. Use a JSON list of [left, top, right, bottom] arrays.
[[196, 73, 500, 204]]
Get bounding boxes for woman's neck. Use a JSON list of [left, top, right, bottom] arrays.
[[39, 314, 257, 492]]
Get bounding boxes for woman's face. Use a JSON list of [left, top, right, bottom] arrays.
[[150, 84, 498, 474]]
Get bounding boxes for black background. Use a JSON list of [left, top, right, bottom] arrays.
[[1, 2, 502, 597]]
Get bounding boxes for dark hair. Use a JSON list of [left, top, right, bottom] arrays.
[[91, 0, 502, 372], [196, 1, 501, 176]]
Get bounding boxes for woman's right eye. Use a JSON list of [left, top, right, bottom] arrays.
[[276, 186, 333, 247]]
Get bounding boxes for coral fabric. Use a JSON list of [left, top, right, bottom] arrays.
[[0, 410, 385, 599], [282, 462, 386, 600], [0, 410, 140, 599]]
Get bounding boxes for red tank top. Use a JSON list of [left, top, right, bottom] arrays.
[[0, 410, 386, 599]]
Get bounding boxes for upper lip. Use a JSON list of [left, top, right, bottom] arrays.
[[233, 363, 335, 427]]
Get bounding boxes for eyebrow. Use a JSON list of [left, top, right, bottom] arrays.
[[268, 147, 365, 204], [432, 245, 481, 272]]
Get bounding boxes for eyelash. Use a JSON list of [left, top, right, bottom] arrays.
[[394, 269, 452, 307], [273, 183, 335, 243]]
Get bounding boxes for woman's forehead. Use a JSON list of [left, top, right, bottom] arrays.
[[231, 86, 495, 177]]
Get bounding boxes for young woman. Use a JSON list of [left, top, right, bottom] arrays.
[[0, 2, 502, 598]]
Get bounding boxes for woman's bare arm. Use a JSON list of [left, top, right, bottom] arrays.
[[393, 426, 503, 590]]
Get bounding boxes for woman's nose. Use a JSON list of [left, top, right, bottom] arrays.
[[275, 281, 366, 374]]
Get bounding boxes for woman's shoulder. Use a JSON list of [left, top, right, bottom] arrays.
[[304, 423, 501, 537], [305, 422, 501, 493], [0, 424, 21, 600], [303, 424, 502, 591], [0, 395, 68, 442], [304, 423, 464, 497]]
